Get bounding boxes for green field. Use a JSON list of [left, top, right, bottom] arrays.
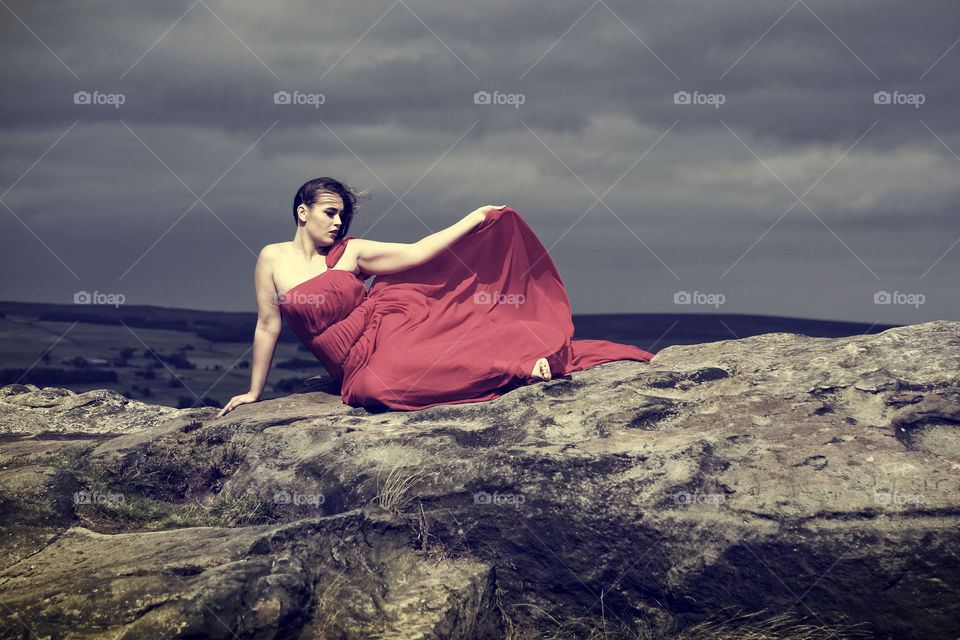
[[0, 311, 324, 409]]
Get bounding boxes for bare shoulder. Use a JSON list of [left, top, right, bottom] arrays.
[[261, 241, 290, 256], [259, 242, 291, 267], [257, 243, 290, 285]]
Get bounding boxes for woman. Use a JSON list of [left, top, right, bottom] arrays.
[[217, 177, 654, 415]]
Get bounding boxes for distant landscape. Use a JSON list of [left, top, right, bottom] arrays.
[[0, 300, 900, 410]]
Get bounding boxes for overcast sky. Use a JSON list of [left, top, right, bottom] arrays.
[[1, 0, 958, 325]]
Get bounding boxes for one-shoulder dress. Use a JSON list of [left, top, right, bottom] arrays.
[[277, 206, 655, 410]]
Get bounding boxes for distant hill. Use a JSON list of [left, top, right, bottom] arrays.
[[570, 312, 899, 350], [0, 300, 902, 408], [0, 300, 899, 352]]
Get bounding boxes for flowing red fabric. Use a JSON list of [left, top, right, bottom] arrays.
[[278, 207, 654, 410]]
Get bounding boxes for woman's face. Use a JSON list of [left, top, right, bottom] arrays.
[[300, 191, 343, 245]]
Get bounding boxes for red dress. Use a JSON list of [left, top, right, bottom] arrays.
[[277, 207, 655, 410]]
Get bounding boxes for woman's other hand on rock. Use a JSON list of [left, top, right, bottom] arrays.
[[217, 391, 259, 418]]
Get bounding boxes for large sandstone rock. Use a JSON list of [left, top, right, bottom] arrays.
[[1, 320, 958, 638], [0, 510, 495, 639], [0, 383, 213, 436]]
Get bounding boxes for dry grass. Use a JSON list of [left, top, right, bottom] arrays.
[[306, 565, 349, 638], [497, 600, 874, 640], [371, 455, 477, 564], [373, 454, 425, 515], [72, 491, 265, 532], [408, 502, 474, 564], [673, 609, 873, 640]]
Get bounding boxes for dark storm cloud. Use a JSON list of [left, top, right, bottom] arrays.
[[3, 0, 957, 140], [1, 0, 958, 324]]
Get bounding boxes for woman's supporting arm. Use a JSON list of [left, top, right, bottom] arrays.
[[218, 247, 282, 417], [247, 324, 280, 398], [356, 205, 502, 275], [248, 247, 283, 397]]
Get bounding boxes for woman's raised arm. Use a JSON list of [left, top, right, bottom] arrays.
[[355, 205, 504, 275]]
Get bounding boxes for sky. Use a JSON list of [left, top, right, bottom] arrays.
[[1, 0, 958, 325]]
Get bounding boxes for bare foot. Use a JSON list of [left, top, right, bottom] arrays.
[[530, 357, 551, 381]]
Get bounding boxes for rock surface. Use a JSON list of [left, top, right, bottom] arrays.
[[0, 511, 495, 639], [0, 384, 207, 435], [1, 320, 959, 638]]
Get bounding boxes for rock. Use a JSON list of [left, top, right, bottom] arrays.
[[0, 464, 81, 570], [0, 510, 496, 639], [1, 320, 959, 638], [0, 383, 215, 436]]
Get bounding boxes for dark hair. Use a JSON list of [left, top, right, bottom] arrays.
[[292, 177, 368, 240]]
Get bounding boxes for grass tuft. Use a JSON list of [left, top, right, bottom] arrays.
[[497, 602, 874, 640], [373, 454, 425, 515]]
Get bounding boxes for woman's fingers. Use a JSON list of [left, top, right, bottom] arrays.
[[218, 392, 259, 417], [217, 391, 261, 418], [217, 398, 237, 417]]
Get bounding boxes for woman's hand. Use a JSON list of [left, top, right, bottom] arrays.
[[464, 205, 506, 230], [217, 391, 259, 418]]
